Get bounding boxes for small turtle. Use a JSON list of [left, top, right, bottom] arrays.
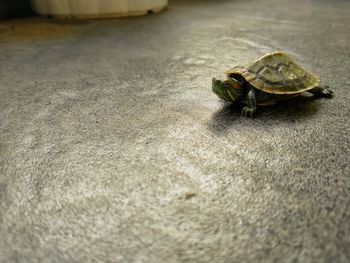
[[212, 51, 333, 117]]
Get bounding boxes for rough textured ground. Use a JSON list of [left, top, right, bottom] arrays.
[[1, 0, 350, 262]]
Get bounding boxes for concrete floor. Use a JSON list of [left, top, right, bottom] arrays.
[[1, 0, 350, 262]]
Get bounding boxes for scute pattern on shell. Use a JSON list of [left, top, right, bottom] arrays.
[[225, 51, 320, 94]]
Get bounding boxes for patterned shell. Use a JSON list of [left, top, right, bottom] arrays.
[[225, 51, 320, 94]]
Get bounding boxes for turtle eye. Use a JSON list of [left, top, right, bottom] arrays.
[[224, 82, 231, 88]]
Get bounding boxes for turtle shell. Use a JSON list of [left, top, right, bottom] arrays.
[[225, 51, 320, 94]]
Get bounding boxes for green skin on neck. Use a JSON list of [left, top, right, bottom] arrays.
[[212, 76, 245, 102]]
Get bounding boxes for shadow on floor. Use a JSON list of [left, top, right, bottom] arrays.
[[207, 96, 325, 135]]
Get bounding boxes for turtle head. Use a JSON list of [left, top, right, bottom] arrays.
[[212, 76, 244, 102]]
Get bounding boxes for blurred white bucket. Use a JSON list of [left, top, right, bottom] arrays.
[[31, 0, 168, 18]]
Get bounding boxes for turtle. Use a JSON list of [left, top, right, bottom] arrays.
[[212, 51, 333, 117]]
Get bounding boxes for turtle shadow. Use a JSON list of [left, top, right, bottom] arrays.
[[208, 96, 322, 135]]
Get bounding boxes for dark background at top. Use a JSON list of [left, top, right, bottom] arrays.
[[0, 0, 33, 20]]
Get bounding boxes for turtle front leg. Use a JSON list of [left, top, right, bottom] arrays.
[[309, 86, 333, 98], [242, 89, 257, 117]]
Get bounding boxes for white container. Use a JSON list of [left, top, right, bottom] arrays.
[[31, 0, 168, 18]]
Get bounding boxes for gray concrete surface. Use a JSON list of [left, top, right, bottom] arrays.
[[1, 0, 350, 262]]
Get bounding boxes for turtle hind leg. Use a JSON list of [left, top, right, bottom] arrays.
[[309, 86, 333, 98], [242, 89, 257, 118]]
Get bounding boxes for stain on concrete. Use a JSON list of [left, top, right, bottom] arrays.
[[0, 18, 91, 43]]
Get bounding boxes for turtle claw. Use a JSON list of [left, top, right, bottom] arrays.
[[311, 86, 334, 98], [241, 106, 255, 118], [321, 86, 333, 98]]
